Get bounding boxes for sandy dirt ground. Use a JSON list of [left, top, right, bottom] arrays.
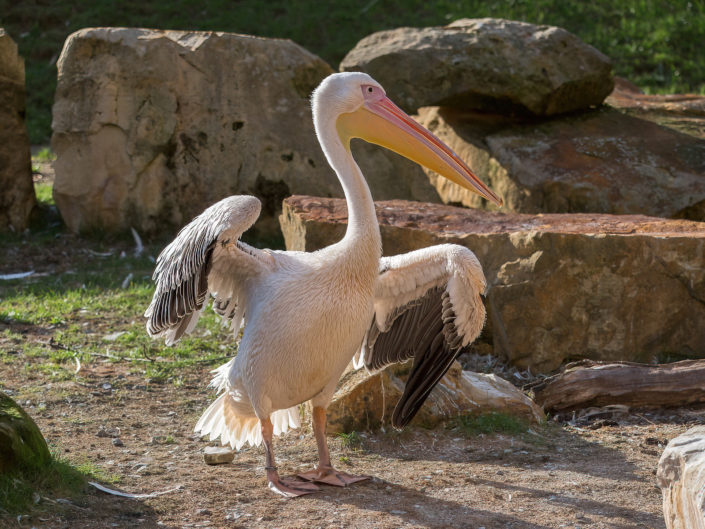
[[2, 352, 702, 529]]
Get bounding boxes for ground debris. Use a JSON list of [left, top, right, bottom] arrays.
[[88, 481, 183, 499]]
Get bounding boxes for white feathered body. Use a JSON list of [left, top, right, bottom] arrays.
[[195, 233, 381, 448], [238, 242, 378, 413]]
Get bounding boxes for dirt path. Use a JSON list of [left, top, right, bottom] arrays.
[[2, 355, 700, 528]]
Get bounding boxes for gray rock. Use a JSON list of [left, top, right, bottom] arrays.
[[281, 196, 705, 372], [203, 445, 235, 465], [414, 106, 705, 221], [341, 18, 614, 116], [657, 426, 705, 529], [0, 28, 35, 232]]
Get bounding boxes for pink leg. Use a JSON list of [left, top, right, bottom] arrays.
[[261, 417, 319, 498], [297, 406, 369, 487]]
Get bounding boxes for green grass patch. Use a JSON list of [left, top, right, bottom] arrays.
[[33, 182, 54, 207], [33, 147, 55, 163], [1, 0, 703, 143], [452, 412, 529, 436], [337, 430, 363, 450], [0, 225, 237, 386], [0, 451, 89, 516]]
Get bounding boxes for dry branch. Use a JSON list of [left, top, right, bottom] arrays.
[[531, 360, 705, 412]]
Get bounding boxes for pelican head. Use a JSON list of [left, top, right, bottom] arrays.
[[313, 72, 503, 207]]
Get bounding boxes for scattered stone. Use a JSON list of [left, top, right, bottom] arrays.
[[657, 426, 705, 529], [281, 196, 705, 372], [203, 445, 235, 465], [95, 425, 120, 438], [413, 105, 705, 221], [112, 437, 124, 447], [196, 508, 212, 516], [327, 360, 543, 433], [0, 392, 52, 473], [341, 18, 613, 116], [103, 331, 126, 342], [0, 28, 35, 232]]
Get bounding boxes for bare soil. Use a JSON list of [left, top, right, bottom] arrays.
[[4, 328, 704, 529]]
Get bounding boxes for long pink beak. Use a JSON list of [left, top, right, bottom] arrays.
[[337, 91, 503, 207]]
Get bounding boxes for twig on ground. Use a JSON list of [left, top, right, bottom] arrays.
[[121, 272, 134, 289], [88, 481, 183, 499], [0, 271, 34, 280], [131, 227, 144, 257], [73, 354, 81, 374]]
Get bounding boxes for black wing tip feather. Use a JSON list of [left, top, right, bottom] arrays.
[[381, 287, 465, 429], [146, 243, 214, 340]]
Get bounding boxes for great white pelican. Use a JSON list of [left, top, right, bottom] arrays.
[[145, 72, 502, 497]]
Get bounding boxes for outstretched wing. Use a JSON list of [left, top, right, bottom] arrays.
[[145, 195, 274, 345], [356, 244, 487, 428]]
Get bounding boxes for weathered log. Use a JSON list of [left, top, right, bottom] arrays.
[[657, 426, 705, 529], [531, 360, 705, 412]]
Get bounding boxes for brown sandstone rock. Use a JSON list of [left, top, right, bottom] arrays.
[[52, 28, 334, 237], [414, 106, 705, 221], [607, 77, 705, 140], [657, 426, 705, 529], [341, 18, 613, 116], [281, 196, 705, 372], [0, 29, 35, 232], [327, 360, 543, 434], [51, 28, 439, 238]]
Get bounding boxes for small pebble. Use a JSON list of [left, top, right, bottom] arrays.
[[112, 438, 124, 447], [204, 446, 235, 465]]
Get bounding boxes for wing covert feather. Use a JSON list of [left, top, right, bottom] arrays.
[[360, 244, 487, 428]]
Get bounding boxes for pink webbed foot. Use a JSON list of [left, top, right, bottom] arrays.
[[298, 465, 370, 487], [267, 472, 320, 498]]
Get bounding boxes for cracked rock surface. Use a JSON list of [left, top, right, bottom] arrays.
[[281, 196, 705, 372]]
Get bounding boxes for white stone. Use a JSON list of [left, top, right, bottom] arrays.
[[658, 426, 705, 529], [203, 445, 235, 465]]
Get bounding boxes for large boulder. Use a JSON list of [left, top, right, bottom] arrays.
[[657, 426, 705, 529], [413, 106, 705, 221], [51, 28, 438, 238], [341, 18, 614, 116], [52, 28, 334, 237], [0, 28, 35, 232], [281, 196, 705, 372], [327, 360, 543, 433], [0, 392, 51, 474]]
